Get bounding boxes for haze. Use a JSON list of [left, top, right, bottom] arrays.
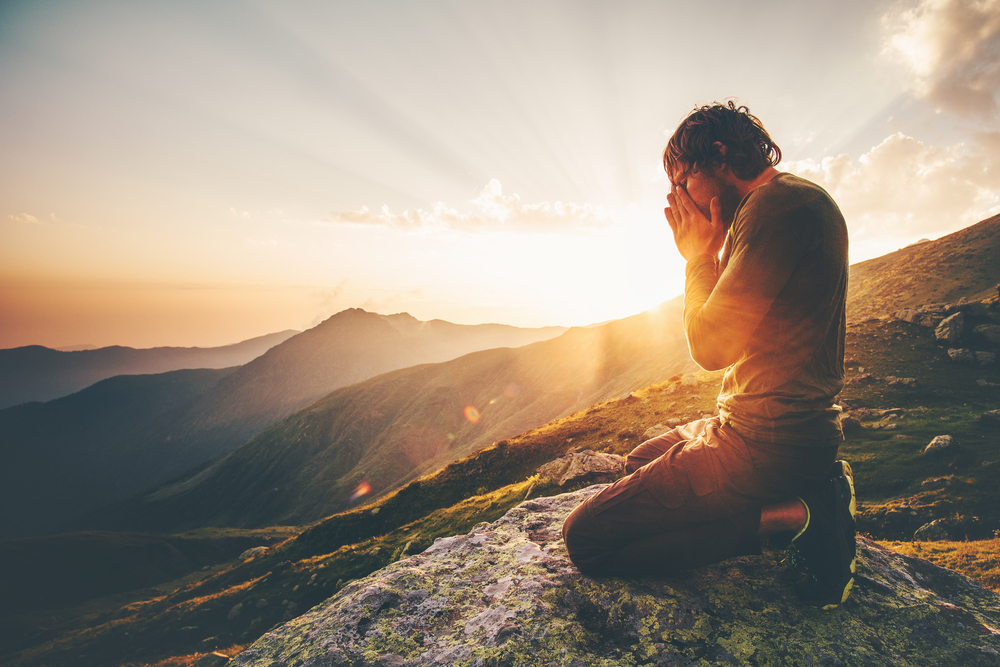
[[2, 0, 998, 349]]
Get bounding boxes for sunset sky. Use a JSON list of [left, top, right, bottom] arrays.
[[2, 0, 999, 349]]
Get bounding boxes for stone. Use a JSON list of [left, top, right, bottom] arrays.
[[975, 324, 1000, 345], [981, 410, 1000, 427], [925, 435, 956, 452], [536, 451, 625, 487], [232, 487, 1000, 667], [948, 348, 975, 363], [886, 377, 919, 386], [848, 373, 876, 385], [238, 547, 269, 561], [840, 415, 862, 431], [935, 312, 964, 345], [978, 379, 1000, 387], [921, 477, 949, 490], [914, 519, 950, 542]]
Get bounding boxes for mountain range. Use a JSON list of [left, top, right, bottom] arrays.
[[79, 299, 696, 533], [0, 330, 299, 410], [0, 312, 565, 538]]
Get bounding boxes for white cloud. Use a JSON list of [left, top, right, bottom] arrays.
[[884, 0, 1000, 117], [784, 131, 1000, 255], [327, 179, 623, 232], [8, 213, 41, 224]]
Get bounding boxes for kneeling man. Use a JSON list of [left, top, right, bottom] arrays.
[[562, 102, 856, 609]]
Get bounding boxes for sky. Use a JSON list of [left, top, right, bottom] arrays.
[[2, 0, 999, 349]]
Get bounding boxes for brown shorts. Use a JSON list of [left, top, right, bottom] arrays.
[[562, 417, 837, 576]]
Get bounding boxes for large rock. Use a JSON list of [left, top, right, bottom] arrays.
[[935, 312, 964, 345], [536, 451, 626, 487], [231, 487, 1000, 667], [974, 324, 1000, 345]]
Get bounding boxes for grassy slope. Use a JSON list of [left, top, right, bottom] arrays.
[[847, 213, 1000, 321]]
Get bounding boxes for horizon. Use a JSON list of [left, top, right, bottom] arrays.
[[2, 0, 999, 349]]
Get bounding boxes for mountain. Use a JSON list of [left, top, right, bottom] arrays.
[[0, 311, 565, 539], [0, 368, 237, 538], [79, 299, 696, 534], [0, 330, 299, 409], [847, 213, 1000, 321]]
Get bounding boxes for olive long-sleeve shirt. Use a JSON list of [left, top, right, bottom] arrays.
[[683, 173, 848, 447]]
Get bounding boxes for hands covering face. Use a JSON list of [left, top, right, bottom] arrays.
[[665, 183, 727, 262]]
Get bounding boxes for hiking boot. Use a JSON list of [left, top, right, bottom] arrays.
[[788, 460, 856, 609]]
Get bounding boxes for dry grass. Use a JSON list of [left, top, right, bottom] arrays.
[[880, 539, 1000, 594]]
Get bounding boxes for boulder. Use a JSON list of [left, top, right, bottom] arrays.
[[947, 348, 975, 363], [642, 423, 676, 440], [914, 519, 950, 542], [935, 312, 964, 345], [925, 435, 956, 453], [536, 451, 626, 487], [232, 487, 1000, 667]]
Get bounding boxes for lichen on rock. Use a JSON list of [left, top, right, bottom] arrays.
[[230, 486, 1000, 667]]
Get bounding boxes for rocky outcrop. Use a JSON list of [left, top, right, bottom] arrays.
[[536, 451, 626, 487], [231, 486, 1000, 667]]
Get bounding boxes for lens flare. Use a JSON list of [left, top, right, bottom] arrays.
[[464, 405, 481, 423], [349, 481, 371, 502]]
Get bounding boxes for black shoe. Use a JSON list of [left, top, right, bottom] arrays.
[[788, 460, 856, 609]]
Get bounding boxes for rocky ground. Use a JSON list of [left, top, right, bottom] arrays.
[[232, 486, 1000, 667]]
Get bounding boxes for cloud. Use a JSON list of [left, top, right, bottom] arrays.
[[8, 213, 41, 224], [883, 0, 1000, 117], [327, 179, 622, 233], [784, 131, 1000, 251]]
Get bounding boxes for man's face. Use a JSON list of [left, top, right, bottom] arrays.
[[670, 162, 742, 227]]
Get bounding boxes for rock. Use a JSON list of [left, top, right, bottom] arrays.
[[848, 373, 876, 385], [978, 379, 1000, 387], [228, 602, 244, 621], [975, 351, 996, 365], [536, 451, 625, 487], [935, 312, 964, 345], [232, 487, 1000, 667], [975, 324, 1000, 345], [921, 477, 949, 490], [886, 377, 919, 387], [925, 435, 956, 453], [681, 375, 699, 387], [840, 415, 862, 432], [914, 519, 950, 542], [880, 408, 906, 417], [947, 348, 975, 363], [238, 547, 269, 562], [981, 410, 1000, 427], [849, 407, 880, 422]]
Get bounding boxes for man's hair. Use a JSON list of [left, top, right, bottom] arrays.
[[663, 101, 781, 182]]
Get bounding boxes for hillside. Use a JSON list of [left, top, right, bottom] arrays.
[[847, 213, 1000, 321], [78, 299, 696, 533], [0, 310, 564, 539], [0, 368, 236, 537], [0, 330, 298, 409]]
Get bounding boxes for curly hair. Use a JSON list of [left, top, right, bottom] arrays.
[[663, 101, 781, 183]]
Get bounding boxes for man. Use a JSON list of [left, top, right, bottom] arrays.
[[562, 101, 856, 609]]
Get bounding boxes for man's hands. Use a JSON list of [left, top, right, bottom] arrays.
[[665, 186, 726, 262]]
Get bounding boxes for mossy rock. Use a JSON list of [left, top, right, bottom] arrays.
[[232, 487, 1000, 667]]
